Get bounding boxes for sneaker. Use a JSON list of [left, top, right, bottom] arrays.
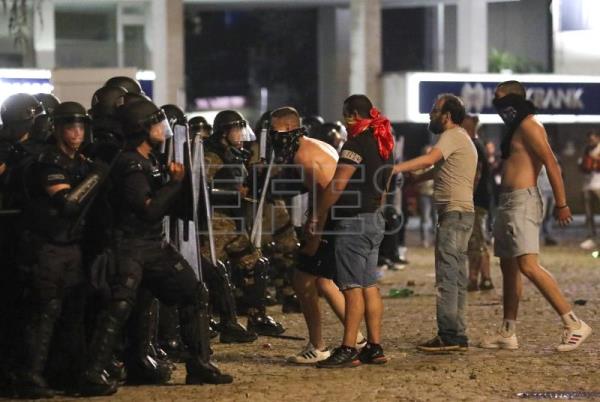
[[316, 346, 361, 368], [479, 278, 494, 291], [580, 238, 597, 250], [479, 331, 519, 350], [556, 320, 592, 352], [287, 343, 330, 364], [545, 236, 558, 246], [417, 336, 460, 352], [358, 343, 388, 364]]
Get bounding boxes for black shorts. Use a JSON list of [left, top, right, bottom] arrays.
[[297, 235, 336, 280]]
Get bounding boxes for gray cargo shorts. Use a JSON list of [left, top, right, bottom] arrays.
[[493, 187, 543, 258]]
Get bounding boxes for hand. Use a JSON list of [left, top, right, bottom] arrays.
[[168, 162, 185, 182], [553, 205, 572, 227], [239, 185, 249, 198], [304, 216, 319, 237]]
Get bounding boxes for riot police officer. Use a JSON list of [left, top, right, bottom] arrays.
[[177, 109, 257, 344], [203, 110, 285, 335], [16, 101, 108, 398], [80, 99, 231, 396], [30, 93, 61, 144], [104, 75, 144, 95], [189, 115, 212, 140], [0, 93, 48, 391]]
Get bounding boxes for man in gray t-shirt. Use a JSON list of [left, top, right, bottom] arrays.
[[393, 94, 477, 352]]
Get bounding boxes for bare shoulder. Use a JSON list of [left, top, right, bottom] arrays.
[[296, 137, 339, 165], [520, 115, 547, 139]]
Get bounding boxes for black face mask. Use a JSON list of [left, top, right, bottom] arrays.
[[269, 127, 305, 164], [428, 115, 445, 135], [493, 94, 536, 159], [223, 146, 251, 164]]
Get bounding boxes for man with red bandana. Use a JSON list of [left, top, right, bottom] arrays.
[[306, 94, 394, 368]]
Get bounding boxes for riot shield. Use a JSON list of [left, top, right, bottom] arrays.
[[170, 123, 202, 280], [249, 150, 275, 248], [195, 134, 217, 266], [169, 122, 211, 360]]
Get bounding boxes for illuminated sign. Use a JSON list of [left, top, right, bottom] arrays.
[[406, 72, 600, 123]]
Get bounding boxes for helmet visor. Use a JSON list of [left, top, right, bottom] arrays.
[[223, 120, 256, 144], [158, 118, 174, 140]]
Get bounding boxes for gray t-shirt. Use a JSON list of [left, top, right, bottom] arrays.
[[432, 126, 477, 214]]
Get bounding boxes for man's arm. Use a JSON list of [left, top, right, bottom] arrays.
[[521, 118, 572, 226], [392, 148, 443, 175], [314, 164, 357, 223]]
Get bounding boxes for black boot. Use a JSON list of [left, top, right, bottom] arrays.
[[247, 308, 286, 336], [206, 260, 257, 344], [179, 286, 232, 385], [79, 300, 130, 396], [219, 320, 257, 344], [240, 258, 286, 336], [16, 298, 61, 399], [124, 292, 172, 385], [185, 359, 233, 385], [105, 358, 127, 383], [281, 293, 302, 314]]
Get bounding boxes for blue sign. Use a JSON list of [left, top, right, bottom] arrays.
[[418, 80, 600, 116]]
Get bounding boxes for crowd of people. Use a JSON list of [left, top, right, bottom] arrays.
[[0, 77, 593, 399]]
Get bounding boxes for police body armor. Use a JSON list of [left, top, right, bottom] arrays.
[[204, 140, 249, 219], [112, 151, 166, 239], [24, 149, 91, 244]]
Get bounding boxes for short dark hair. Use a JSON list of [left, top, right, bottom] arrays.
[[343, 94, 373, 119], [437, 93, 466, 124], [496, 80, 526, 98], [271, 106, 300, 121], [587, 130, 599, 139]]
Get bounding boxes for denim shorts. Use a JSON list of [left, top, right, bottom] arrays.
[[333, 212, 385, 290]]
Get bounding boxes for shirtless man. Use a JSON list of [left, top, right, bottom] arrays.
[[267, 107, 365, 363], [481, 80, 591, 352]]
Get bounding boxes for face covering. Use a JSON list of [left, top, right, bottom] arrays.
[[269, 127, 305, 164], [347, 107, 394, 160], [493, 94, 536, 159]]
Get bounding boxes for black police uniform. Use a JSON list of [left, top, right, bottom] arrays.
[[16, 146, 98, 398], [81, 101, 231, 396], [0, 94, 48, 392]]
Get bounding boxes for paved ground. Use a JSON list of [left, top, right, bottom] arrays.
[[22, 228, 599, 402]]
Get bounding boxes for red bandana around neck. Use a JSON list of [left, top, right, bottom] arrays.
[[348, 107, 394, 160]]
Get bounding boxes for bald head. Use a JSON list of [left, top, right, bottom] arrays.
[[495, 80, 526, 99], [271, 106, 301, 132]]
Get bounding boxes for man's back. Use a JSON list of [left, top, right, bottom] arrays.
[[295, 136, 338, 191], [501, 116, 544, 190]]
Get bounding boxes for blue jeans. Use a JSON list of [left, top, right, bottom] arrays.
[[435, 211, 474, 344], [334, 212, 385, 290]]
